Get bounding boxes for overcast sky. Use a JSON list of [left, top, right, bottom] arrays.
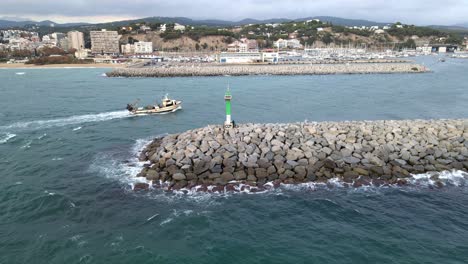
[[0, 0, 466, 25]]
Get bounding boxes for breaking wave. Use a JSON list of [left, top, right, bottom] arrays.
[[0, 133, 16, 144], [89, 137, 155, 186], [158, 170, 468, 197], [0, 111, 131, 132], [407, 170, 468, 187]]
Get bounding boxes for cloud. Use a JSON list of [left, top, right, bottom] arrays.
[[0, 0, 465, 25]]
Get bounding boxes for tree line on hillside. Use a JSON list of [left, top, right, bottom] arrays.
[[151, 20, 464, 46]]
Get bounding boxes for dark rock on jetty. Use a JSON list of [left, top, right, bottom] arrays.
[[137, 119, 468, 190], [107, 63, 428, 78]]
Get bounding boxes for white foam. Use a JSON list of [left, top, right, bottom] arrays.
[[0, 133, 16, 144], [146, 170, 468, 198], [183, 210, 194, 216], [90, 153, 145, 185], [0, 110, 130, 132], [20, 140, 32, 149], [89, 137, 157, 186], [147, 213, 159, 221], [408, 170, 468, 187], [15, 72, 25, 75], [44, 190, 55, 196], [73, 126, 82, 131], [70, 235, 83, 242], [160, 218, 173, 226]]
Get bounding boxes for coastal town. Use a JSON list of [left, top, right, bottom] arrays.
[[2, 1, 468, 263], [1, 18, 468, 67]]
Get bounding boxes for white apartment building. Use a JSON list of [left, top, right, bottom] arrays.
[[90, 30, 120, 54], [274, 39, 288, 49], [174, 23, 186, 31], [140, 25, 151, 31], [42, 35, 51, 43], [121, 43, 135, 54], [68, 31, 85, 50], [228, 38, 258, 53], [274, 39, 303, 49], [75, 49, 90, 59], [121, 42, 153, 54], [218, 51, 278, 63], [134, 42, 153, 53]]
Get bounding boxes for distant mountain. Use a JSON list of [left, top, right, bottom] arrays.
[[96, 16, 390, 27], [81, 15, 391, 30], [428, 25, 468, 33], [1, 15, 463, 32], [0, 19, 35, 28], [0, 19, 89, 29], [305, 16, 390, 27], [88, 16, 235, 28], [453, 22, 468, 28]]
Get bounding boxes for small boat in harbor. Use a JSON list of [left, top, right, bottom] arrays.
[[126, 95, 182, 115]]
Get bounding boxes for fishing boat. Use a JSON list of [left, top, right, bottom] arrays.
[[126, 95, 182, 115]]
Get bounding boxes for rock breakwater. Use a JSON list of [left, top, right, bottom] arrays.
[[107, 63, 428, 78], [136, 119, 467, 191]]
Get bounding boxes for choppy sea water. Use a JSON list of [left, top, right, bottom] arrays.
[[0, 56, 467, 263]]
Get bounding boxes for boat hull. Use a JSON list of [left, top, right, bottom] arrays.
[[130, 102, 182, 115]]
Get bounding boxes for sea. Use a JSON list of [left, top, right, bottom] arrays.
[[0, 56, 467, 263]]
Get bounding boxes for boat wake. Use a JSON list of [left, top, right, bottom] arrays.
[[0, 110, 131, 132], [0, 133, 16, 144]]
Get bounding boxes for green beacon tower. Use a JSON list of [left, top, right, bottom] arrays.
[[224, 85, 233, 128]]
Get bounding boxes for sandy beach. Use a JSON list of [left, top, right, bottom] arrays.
[[0, 63, 126, 69]]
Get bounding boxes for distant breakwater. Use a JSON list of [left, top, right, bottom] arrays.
[[135, 119, 468, 191], [107, 63, 428, 78], [277, 59, 410, 64]]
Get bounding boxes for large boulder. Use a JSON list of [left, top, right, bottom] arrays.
[[193, 157, 211, 174], [172, 173, 186, 181], [343, 156, 361, 164]]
